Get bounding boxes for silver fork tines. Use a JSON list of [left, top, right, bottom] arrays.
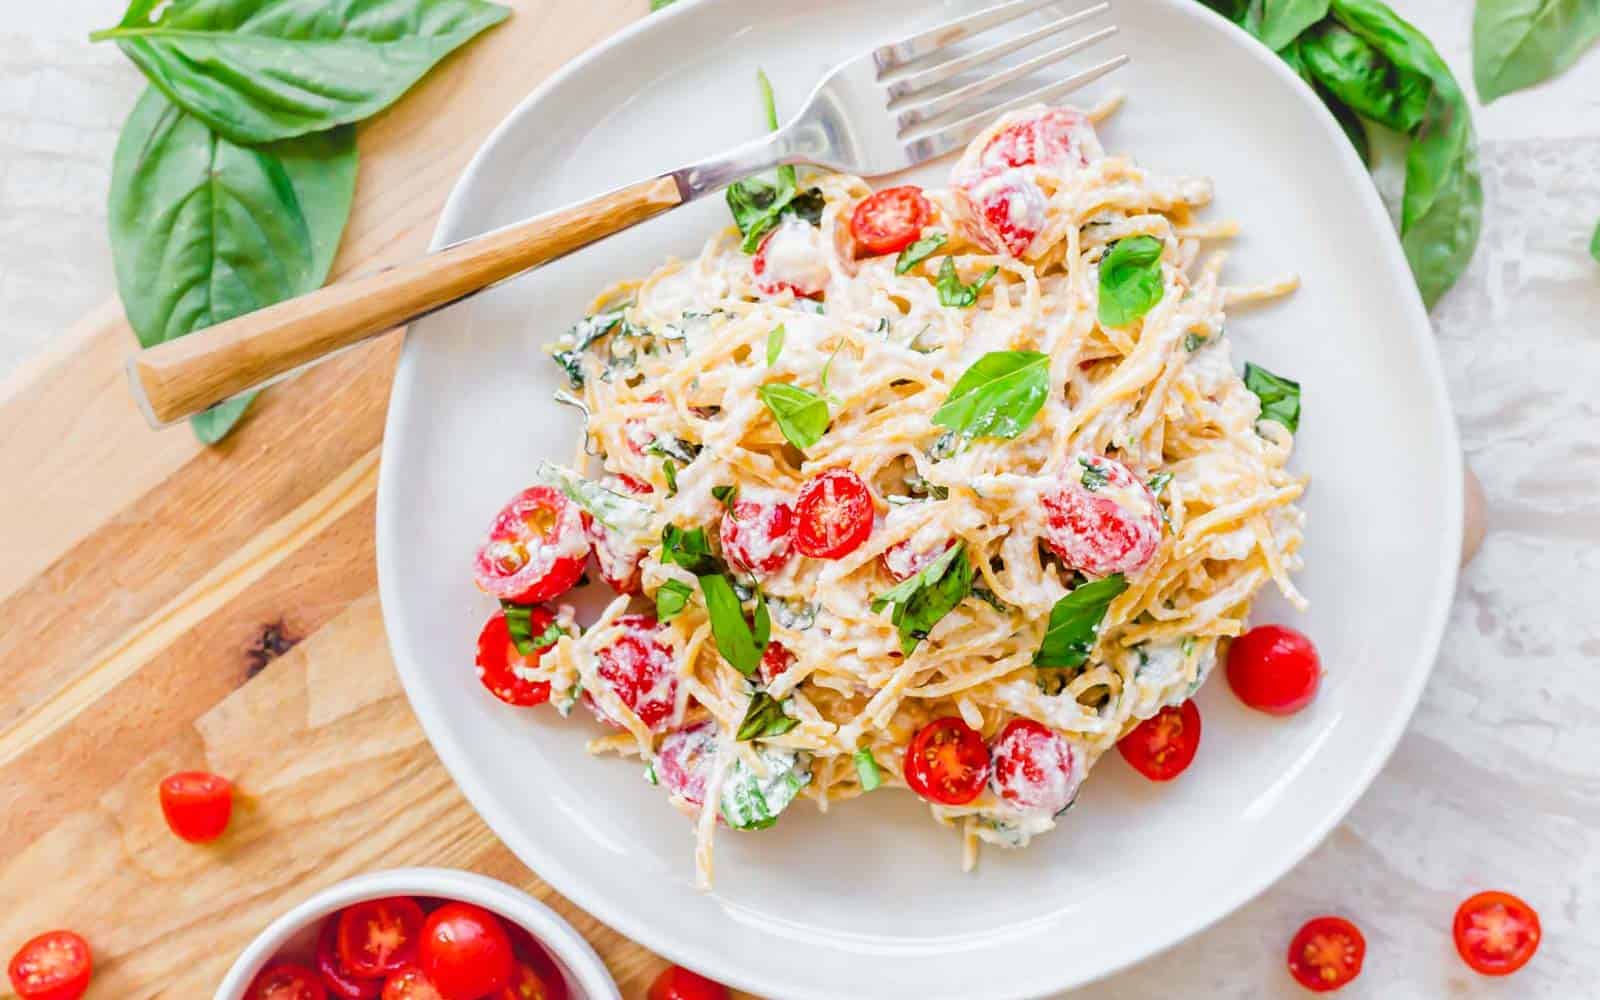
[[872, 0, 1066, 73]]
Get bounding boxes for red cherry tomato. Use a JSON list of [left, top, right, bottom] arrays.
[[759, 641, 795, 685], [1226, 624, 1321, 715], [158, 770, 233, 843], [489, 962, 549, 1000], [976, 108, 1097, 173], [248, 963, 328, 1000], [475, 610, 555, 708], [904, 717, 991, 805], [647, 965, 729, 1000], [719, 497, 796, 574], [1286, 916, 1365, 992], [752, 218, 828, 298], [473, 487, 589, 604], [880, 535, 954, 583], [316, 918, 382, 1000], [794, 468, 874, 559], [337, 898, 426, 979], [585, 614, 679, 732], [583, 475, 653, 595], [501, 921, 570, 1000], [958, 173, 1047, 257], [380, 967, 443, 1000], [656, 722, 716, 808], [1118, 701, 1201, 781], [418, 903, 514, 1000], [1453, 891, 1541, 976], [989, 719, 1080, 814], [849, 185, 932, 256], [7, 930, 91, 1000], [1040, 453, 1162, 578]]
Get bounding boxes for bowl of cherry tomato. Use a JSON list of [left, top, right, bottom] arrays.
[[214, 868, 621, 1000]]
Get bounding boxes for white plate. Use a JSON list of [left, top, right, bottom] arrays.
[[376, 1, 1462, 996]]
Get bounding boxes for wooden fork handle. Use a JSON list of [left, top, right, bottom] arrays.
[[127, 174, 685, 427]]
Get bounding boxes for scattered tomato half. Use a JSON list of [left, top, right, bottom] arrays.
[[989, 718, 1079, 815], [418, 903, 514, 1000], [1453, 891, 1540, 976], [585, 614, 679, 731], [904, 717, 991, 805], [8, 930, 91, 1000], [337, 897, 426, 979], [794, 468, 874, 559], [719, 497, 796, 574], [316, 918, 382, 1000], [248, 963, 329, 1000], [473, 486, 589, 605], [849, 185, 932, 257], [1117, 700, 1201, 781], [1286, 916, 1365, 993], [380, 966, 443, 1000], [158, 770, 234, 843], [1227, 624, 1321, 715], [1040, 453, 1162, 578], [475, 609, 555, 707], [647, 964, 729, 1000], [491, 961, 549, 1000]]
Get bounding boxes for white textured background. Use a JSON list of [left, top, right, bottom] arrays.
[[2, 2, 1598, 998]]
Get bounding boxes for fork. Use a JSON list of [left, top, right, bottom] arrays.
[[127, 0, 1126, 428]]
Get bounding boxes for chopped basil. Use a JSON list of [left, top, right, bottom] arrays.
[[736, 691, 800, 741], [1097, 236, 1165, 328], [644, 435, 700, 464], [500, 603, 566, 656], [643, 762, 659, 785], [818, 344, 842, 396], [931, 350, 1050, 443], [1078, 456, 1108, 491], [896, 231, 948, 274], [536, 461, 653, 535], [1243, 362, 1302, 432], [711, 485, 740, 515], [725, 71, 821, 253], [662, 459, 678, 496], [869, 542, 973, 655], [1184, 332, 1208, 352], [928, 430, 960, 461], [551, 307, 628, 388], [655, 579, 693, 621], [720, 744, 811, 830], [971, 585, 1009, 613], [1181, 635, 1198, 657], [1034, 574, 1128, 669], [660, 523, 722, 576], [1147, 471, 1173, 495], [853, 747, 883, 791], [936, 257, 998, 308], [765, 324, 785, 366], [758, 382, 830, 450], [700, 573, 769, 675]]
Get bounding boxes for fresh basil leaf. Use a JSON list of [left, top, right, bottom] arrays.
[[1097, 236, 1166, 327], [662, 459, 678, 497], [935, 257, 999, 308], [758, 383, 830, 450], [720, 744, 811, 830], [551, 308, 627, 389], [1278, 37, 1373, 163], [1473, 0, 1600, 103], [501, 603, 565, 656], [1299, 20, 1430, 132], [766, 324, 785, 366], [92, 0, 511, 145], [724, 71, 820, 253], [711, 484, 740, 513], [700, 573, 768, 675], [1078, 456, 1109, 491], [1260, 0, 1330, 49], [870, 542, 973, 655], [932, 351, 1050, 442], [1147, 471, 1174, 495], [1243, 361, 1303, 432], [536, 462, 654, 535], [737, 692, 800, 741], [853, 747, 883, 791], [655, 579, 693, 621], [788, 188, 826, 227], [971, 585, 1009, 613], [1034, 574, 1128, 668], [896, 232, 948, 274], [1184, 332, 1209, 352], [661, 524, 722, 576]]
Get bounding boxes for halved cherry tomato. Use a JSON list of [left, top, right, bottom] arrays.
[[502, 919, 570, 1000], [880, 536, 954, 583], [418, 903, 514, 1000], [794, 468, 874, 559], [337, 898, 425, 979], [759, 641, 795, 685], [656, 722, 716, 808], [248, 963, 328, 1000], [475, 610, 555, 708], [1286, 916, 1365, 992], [719, 497, 795, 574], [904, 717, 990, 805], [958, 173, 1047, 258], [583, 475, 653, 594], [1453, 891, 1540, 976], [585, 614, 679, 731], [849, 186, 932, 257], [158, 770, 233, 843], [473, 487, 589, 605], [316, 917, 382, 1000], [752, 217, 828, 299], [1118, 700, 1201, 781], [380, 967, 442, 1000], [490, 961, 549, 1000], [1040, 453, 1162, 578], [1227, 624, 1321, 715], [8, 930, 91, 1000], [975, 108, 1097, 174], [989, 719, 1080, 815], [647, 965, 729, 1000]]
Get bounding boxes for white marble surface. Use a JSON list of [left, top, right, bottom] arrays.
[[2, 2, 1597, 997]]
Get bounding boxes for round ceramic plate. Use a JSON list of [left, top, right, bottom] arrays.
[[376, 1, 1462, 996]]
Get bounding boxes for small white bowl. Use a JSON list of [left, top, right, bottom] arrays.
[[214, 867, 622, 1000]]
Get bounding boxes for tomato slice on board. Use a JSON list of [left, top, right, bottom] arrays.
[[988, 718, 1080, 815], [583, 475, 653, 595], [849, 185, 933, 257], [1117, 700, 1201, 781], [489, 962, 550, 1000], [158, 770, 234, 843], [1286, 916, 1365, 992], [584, 614, 679, 732], [315, 918, 382, 1000], [957, 173, 1047, 258], [475, 610, 556, 708], [794, 468, 875, 559], [1040, 453, 1162, 579], [336, 898, 426, 979], [1453, 891, 1541, 976], [719, 497, 796, 575], [1226, 624, 1322, 715], [7, 930, 91, 1000], [473, 487, 589, 605], [647, 965, 730, 1000], [880, 536, 955, 583], [752, 217, 828, 299], [248, 963, 329, 1000], [380, 967, 443, 1000], [418, 903, 514, 1000], [904, 717, 991, 805]]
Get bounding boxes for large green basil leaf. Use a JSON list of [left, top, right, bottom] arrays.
[[1034, 574, 1127, 669], [92, 0, 510, 145], [758, 382, 830, 451], [931, 351, 1050, 442], [1473, 0, 1600, 103], [1243, 362, 1303, 431], [1260, 0, 1330, 49], [1280, 39, 1372, 162], [1298, 20, 1430, 132], [869, 542, 973, 655], [1097, 235, 1166, 327]]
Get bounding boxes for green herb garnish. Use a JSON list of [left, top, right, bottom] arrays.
[[655, 579, 693, 622], [501, 603, 565, 656], [853, 747, 883, 790], [737, 692, 800, 741], [699, 573, 770, 675], [1243, 362, 1302, 432], [896, 232, 948, 274], [1097, 236, 1165, 327], [766, 324, 785, 366], [758, 383, 830, 450], [931, 351, 1049, 443], [1034, 575, 1128, 668], [935, 257, 999, 308], [869, 542, 973, 655], [1079, 456, 1109, 491]]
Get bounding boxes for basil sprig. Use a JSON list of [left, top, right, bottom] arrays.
[[699, 573, 771, 676], [1034, 574, 1128, 669], [1243, 362, 1303, 432], [1097, 236, 1166, 327], [726, 71, 823, 253], [932, 351, 1050, 443], [1473, 0, 1600, 104], [896, 232, 948, 274], [853, 748, 883, 791], [935, 257, 999, 308], [737, 692, 800, 741], [758, 383, 830, 450], [869, 542, 973, 655], [655, 579, 693, 621]]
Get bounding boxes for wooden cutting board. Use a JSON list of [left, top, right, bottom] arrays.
[[0, 0, 1487, 995]]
